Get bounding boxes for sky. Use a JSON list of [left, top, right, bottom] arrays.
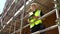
[[0, 0, 6, 14]]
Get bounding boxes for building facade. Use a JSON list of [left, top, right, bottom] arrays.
[[0, 0, 60, 34]]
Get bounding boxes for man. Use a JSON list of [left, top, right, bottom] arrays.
[[28, 3, 45, 34]]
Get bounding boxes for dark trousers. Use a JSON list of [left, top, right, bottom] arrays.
[[31, 23, 45, 34]]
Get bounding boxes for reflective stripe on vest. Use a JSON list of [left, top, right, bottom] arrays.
[[30, 18, 36, 28], [30, 18, 36, 23], [30, 10, 42, 28], [35, 19, 42, 25]]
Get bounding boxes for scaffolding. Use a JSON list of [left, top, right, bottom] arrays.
[[0, 0, 60, 34]]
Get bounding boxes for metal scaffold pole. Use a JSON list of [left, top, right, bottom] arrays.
[[13, 0, 18, 33], [13, 20, 16, 34], [54, 0, 60, 34], [20, 0, 26, 34], [1, 13, 3, 28], [9, 23, 12, 34], [13, 8, 17, 34]]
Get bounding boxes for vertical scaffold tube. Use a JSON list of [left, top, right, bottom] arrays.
[[54, 0, 60, 34]]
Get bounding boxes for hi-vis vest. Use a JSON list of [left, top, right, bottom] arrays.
[[29, 10, 42, 28]]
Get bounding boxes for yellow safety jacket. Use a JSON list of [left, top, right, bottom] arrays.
[[29, 9, 42, 28]]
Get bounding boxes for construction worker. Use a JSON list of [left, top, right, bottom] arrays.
[[28, 3, 45, 34]]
